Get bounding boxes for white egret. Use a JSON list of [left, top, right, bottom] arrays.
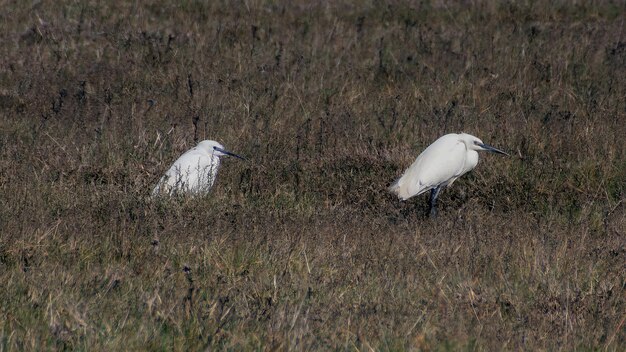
[[389, 133, 508, 216], [152, 140, 244, 196]]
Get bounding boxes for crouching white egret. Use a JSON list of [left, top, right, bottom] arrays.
[[389, 133, 508, 217], [152, 140, 245, 196]]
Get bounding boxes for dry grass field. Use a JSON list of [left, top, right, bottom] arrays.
[[1, 1, 625, 350]]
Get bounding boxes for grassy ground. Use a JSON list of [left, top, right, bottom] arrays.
[[1, 0, 625, 350]]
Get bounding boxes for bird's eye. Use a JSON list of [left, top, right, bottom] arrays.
[[473, 141, 480, 145]]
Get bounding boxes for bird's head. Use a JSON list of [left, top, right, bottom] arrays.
[[198, 140, 246, 160], [460, 133, 509, 155]]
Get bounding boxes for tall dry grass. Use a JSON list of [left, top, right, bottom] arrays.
[[1, 1, 624, 350]]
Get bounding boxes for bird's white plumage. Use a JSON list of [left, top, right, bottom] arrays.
[[389, 133, 499, 200], [152, 140, 235, 196]]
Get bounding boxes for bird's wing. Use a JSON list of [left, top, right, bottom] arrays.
[[390, 136, 466, 200], [411, 139, 467, 190], [154, 149, 216, 195]]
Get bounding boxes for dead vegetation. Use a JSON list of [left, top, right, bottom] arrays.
[[0, 1, 624, 350]]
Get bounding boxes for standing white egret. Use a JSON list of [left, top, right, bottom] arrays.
[[389, 133, 508, 217], [152, 140, 245, 197]]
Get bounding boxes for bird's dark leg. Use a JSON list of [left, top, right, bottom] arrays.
[[428, 186, 442, 218]]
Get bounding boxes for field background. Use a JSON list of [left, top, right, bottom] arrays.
[[1, 0, 625, 350]]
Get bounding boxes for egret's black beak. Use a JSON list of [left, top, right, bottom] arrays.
[[478, 143, 509, 156], [214, 147, 246, 160]]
